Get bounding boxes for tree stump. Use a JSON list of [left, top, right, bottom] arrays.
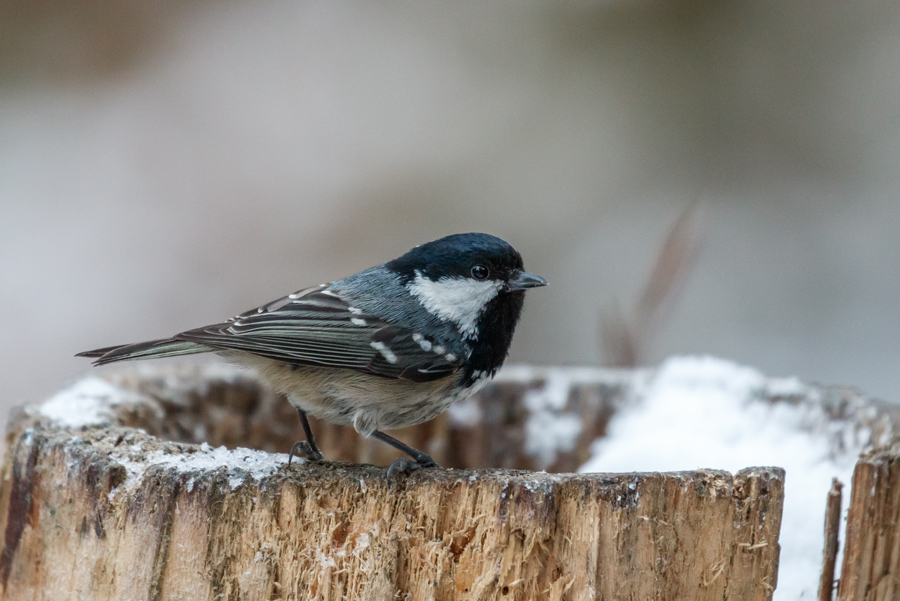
[[838, 444, 900, 601], [0, 363, 787, 600]]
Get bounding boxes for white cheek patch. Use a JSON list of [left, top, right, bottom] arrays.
[[407, 271, 502, 339]]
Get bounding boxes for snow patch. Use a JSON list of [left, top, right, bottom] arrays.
[[110, 442, 289, 500], [523, 369, 583, 468], [447, 397, 482, 427], [36, 377, 145, 428], [106, 361, 247, 407], [580, 355, 869, 601]]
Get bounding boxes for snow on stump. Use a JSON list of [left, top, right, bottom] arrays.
[[0, 360, 848, 601]]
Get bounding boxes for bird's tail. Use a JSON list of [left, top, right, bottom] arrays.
[[76, 338, 212, 366]]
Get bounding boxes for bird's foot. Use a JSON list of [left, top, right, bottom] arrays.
[[385, 453, 439, 481], [288, 441, 325, 466]]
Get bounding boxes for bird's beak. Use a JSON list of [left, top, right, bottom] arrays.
[[507, 270, 548, 291]]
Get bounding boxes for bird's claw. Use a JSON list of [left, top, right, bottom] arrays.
[[385, 455, 439, 481], [288, 441, 325, 466]]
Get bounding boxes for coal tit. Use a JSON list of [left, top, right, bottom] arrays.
[[78, 233, 547, 477]]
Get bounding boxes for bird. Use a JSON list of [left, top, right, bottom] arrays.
[[77, 233, 547, 478]]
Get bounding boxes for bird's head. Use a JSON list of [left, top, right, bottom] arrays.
[[387, 233, 547, 341]]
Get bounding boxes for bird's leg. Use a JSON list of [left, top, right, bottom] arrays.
[[371, 430, 440, 480], [288, 408, 325, 465]]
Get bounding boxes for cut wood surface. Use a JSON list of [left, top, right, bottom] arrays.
[[0, 364, 791, 600]]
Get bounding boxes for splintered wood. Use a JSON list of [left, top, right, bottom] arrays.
[[0, 430, 782, 601], [838, 447, 900, 601], [819, 479, 842, 601], [0, 365, 785, 600]]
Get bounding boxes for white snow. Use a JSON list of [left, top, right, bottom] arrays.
[[36, 376, 147, 428], [493, 365, 631, 468], [522, 370, 583, 469], [107, 361, 247, 407], [33, 360, 884, 598], [110, 442, 290, 499], [33, 373, 290, 498], [447, 397, 483, 427], [580, 356, 872, 601]]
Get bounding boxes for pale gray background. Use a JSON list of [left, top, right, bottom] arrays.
[[3, 1, 900, 430]]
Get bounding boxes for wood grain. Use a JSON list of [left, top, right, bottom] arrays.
[[0, 364, 790, 600], [838, 447, 900, 601]]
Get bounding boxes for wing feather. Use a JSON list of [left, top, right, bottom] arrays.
[[175, 286, 460, 381]]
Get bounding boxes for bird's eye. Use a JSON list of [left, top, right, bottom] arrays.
[[471, 265, 490, 280]]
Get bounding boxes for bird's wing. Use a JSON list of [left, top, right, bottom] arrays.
[[175, 285, 460, 382]]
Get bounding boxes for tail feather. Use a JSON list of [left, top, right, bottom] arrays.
[[76, 345, 127, 358], [76, 338, 212, 366]]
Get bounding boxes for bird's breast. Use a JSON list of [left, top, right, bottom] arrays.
[[231, 353, 469, 435]]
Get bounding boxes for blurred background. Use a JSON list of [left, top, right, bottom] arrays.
[[3, 0, 900, 429]]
